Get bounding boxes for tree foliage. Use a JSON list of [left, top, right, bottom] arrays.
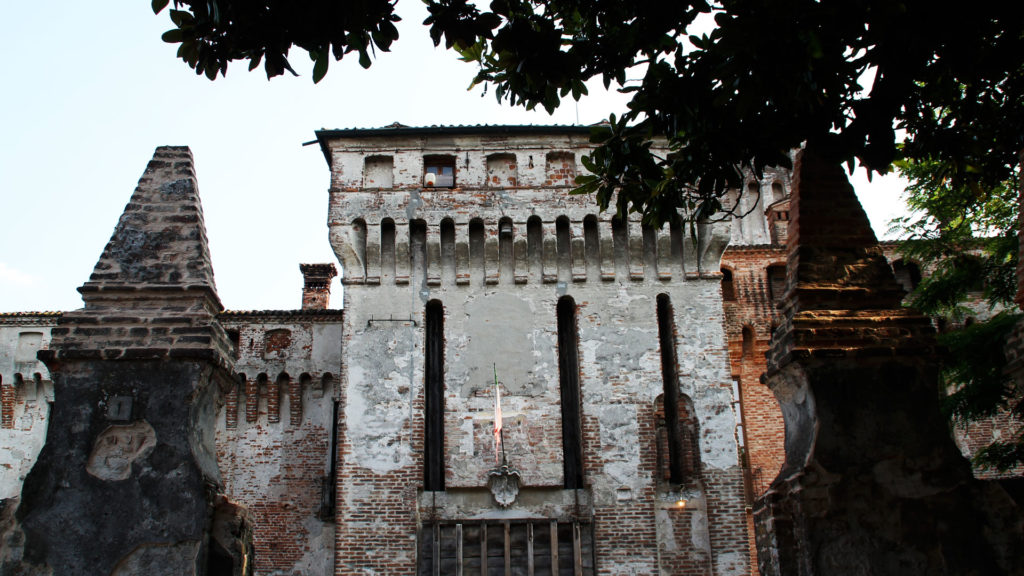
[[153, 0, 1024, 225], [892, 158, 1023, 471], [892, 158, 1019, 316]]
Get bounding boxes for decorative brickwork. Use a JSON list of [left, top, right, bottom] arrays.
[[300, 263, 338, 310]]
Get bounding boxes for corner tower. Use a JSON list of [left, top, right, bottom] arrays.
[[317, 125, 749, 576], [12, 147, 243, 575]]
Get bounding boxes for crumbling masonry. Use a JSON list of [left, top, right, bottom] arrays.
[[1, 126, 1022, 575]]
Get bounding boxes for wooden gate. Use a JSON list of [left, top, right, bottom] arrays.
[[418, 520, 594, 576]]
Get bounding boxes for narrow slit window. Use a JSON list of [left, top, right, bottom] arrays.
[[721, 268, 736, 301], [767, 264, 787, 304], [527, 215, 543, 280], [742, 325, 755, 359], [440, 218, 456, 281], [557, 296, 584, 489], [381, 218, 396, 280], [583, 215, 600, 279], [657, 294, 684, 485], [499, 217, 514, 281], [425, 299, 445, 491], [556, 216, 571, 281], [611, 216, 628, 276], [352, 218, 368, 279], [469, 218, 485, 281], [410, 219, 427, 279]]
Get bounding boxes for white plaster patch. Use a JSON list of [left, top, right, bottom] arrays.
[[714, 550, 747, 576], [86, 421, 158, 482]]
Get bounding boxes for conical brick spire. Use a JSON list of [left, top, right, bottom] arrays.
[[84, 146, 218, 292]]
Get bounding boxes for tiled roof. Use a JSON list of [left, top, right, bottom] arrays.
[[0, 311, 64, 326], [219, 309, 344, 322]]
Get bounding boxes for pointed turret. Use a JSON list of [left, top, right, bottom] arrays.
[[45, 146, 233, 366], [85, 146, 218, 291], [17, 147, 245, 576], [754, 148, 1024, 576]]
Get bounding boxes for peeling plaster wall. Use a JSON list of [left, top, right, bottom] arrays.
[[0, 321, 55, 501], [216, 314, 342, 575], [725, 166, 793, 247], [326, 129, 750, 576]]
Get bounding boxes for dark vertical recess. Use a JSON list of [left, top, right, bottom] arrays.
[[381, 218, 396, 280], [499, 216, 514, 281], [469, 218, 485, 283], [425, 299, 445, 491], [557, 296, 584, 489], [721, 267, 736, 301], [583, 215, 599, 280], [440, 218, 456, 281], [556, 216, 571, 282], [527, 216, 543, 280], [611, 216, 628, 277], [411, 219, 427, 281], [657, 293, 684, 485]]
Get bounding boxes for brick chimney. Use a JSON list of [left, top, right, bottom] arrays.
[[300, 263, 338, 310]]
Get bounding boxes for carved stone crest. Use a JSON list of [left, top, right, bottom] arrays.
[[487, 463, 522, 508]]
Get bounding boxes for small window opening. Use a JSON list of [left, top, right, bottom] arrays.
[[767, 264, 787, 305], [771, 181, 785, 202], [424, 155, 456, 188], [721, 268, 736, 301], [742, 325, 755, 359], [892, 259, 922, 295]]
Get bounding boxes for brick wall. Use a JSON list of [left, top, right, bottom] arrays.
[[326, 127, 749, 576], [217, 312, 343, 575]]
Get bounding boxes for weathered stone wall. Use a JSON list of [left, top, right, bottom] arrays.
[[217, 310, 343, 576], [321, 127, 749, 576], [8, 147, 243, 576], [0, 316, 57, 502], [753, 148, 1024, 576]]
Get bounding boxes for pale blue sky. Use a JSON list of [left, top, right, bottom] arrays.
[[0, 1, 906, 312]]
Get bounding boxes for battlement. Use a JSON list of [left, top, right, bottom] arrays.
[[319, 126, 739, 285], [332, 214, 730, 286]]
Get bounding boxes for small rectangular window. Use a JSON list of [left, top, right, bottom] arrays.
[[424, 155, 456, 188]]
